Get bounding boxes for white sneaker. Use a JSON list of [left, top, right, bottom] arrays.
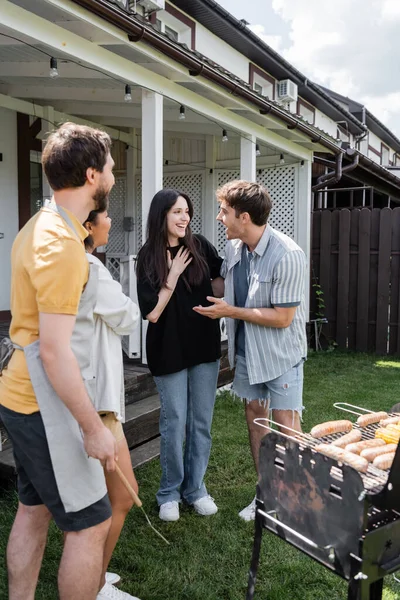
[[238, 496, 256, 521], [159, 500, 180, 521], [106, 573, 121, 586], [97, 581, 140, 600], [192, 495, 218, 516]]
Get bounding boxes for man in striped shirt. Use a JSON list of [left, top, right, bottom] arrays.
[[194, 180, 307, 521]]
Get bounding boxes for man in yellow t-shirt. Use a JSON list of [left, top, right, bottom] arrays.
[[0, 122, 118, 600]]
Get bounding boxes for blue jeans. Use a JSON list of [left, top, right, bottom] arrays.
[[154, 360, 220, 506]]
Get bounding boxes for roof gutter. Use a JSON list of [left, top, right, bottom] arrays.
[[71, 0, 342, 155], [346, 147, 400, 189], [171, 0, 366, 135]]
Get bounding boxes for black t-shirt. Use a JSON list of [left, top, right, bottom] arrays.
[[137, 234, 222, 376]]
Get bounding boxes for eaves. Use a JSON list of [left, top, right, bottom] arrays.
[[169, 0, 367, 136], [71, 0, 343, 154]]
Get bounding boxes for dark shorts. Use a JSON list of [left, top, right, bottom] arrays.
[[0, 404, 111, 532]]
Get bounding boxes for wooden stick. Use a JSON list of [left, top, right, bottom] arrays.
[[115, 463, 142, 507]]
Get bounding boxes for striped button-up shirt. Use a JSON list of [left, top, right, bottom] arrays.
[[221, 225, 307, 385]]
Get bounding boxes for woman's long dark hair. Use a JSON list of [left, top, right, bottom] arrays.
[[136, 189, 209, 289]]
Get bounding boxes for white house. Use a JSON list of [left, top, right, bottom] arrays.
[[6, 0, 400, 361], [0, 0, 346, 347]]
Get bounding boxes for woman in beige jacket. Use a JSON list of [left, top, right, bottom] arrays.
[[84, 208, 141, 600]]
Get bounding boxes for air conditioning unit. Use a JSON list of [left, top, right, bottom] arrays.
[[277, 79, 298, 103], [136, 0, 165, 12]]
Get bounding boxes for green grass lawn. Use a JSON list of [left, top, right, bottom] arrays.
[[2, 350, 400, 599]]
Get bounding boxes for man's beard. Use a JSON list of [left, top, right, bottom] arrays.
[[93, 184, 110, 212]]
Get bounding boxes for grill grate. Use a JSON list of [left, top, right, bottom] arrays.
[[254, 412, 396, 493]]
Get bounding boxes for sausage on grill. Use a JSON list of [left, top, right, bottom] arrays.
[[380, 416, 400, 427], [360, 443, 398, 462], [356, 412, 388, 427], [331, 429, 362, 448], [315, 444, 369, 473], [310, 420, 353, 439], [373, 451, 396, 470], [345, 439, 386, 455]]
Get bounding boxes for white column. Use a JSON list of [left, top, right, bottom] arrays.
[[295, 159, 312, 317], [240, 134, 257, 182], [203, 135, 217, 245], [141, 91, 163, 365], [125, 128, 136, 255], [42, 106, 54, 202], [141, 90, 163, 243]]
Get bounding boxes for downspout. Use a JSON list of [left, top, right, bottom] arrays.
[[312, 153, 343, 192], [355, 106, 368, 148], [312, 153, 360, 192]]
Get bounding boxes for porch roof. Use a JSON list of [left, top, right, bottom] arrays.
[[67, 0, 343, 154]]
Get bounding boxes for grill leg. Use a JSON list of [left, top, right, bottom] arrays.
[[347, 579, 361, 600], [246, 508, 263, 600], [348, 578, 384, 600], [368, 579, 383, 600]]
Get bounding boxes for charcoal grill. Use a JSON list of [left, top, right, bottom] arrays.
[[246, 403, 400, 600]]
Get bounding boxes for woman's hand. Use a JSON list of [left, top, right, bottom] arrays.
[[168, 247, 192, 277]]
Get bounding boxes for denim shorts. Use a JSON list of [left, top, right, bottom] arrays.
[[232, 355, 305, 416], [0, 404, 111, 532]]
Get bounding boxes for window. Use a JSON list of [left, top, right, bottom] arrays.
[[154, 19, 179, 41], [164, 24, 179, 41], [151, 4, 196, 49], [337, 125, 350, 143], [381, 144, 390, 166], [249, 64, 275, 100], [297, 99, 315, 125]]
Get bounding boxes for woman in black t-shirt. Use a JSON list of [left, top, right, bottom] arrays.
[[136, 189, 223, 522]]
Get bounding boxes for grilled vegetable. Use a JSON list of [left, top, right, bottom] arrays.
[[375, 427, 400, 444], [310, 420, 353, 439], [357, 412, 388, 427]]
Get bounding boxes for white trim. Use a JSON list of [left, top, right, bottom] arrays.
[[240, 135, 256, 181], [0, 92, 132, 145], [141, 90, 163, 242], [296, 159, 312, 317]]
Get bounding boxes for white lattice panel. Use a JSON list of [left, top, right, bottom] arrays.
[[257, 166, 296, 239], [136, 176, 143, 250], [215, 167, 296, 253], [106, 256, 121, 282], [216, 169, 239, 254], [106, 177, 127, 255], [135, 172, 205, 251]]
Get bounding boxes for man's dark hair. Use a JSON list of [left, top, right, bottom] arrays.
[[42, 122, 112, 191], [216, 180, 272, 226]]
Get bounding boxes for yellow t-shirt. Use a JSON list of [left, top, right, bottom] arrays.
[[0, 206, 89, 414]]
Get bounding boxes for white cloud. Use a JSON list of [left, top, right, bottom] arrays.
[[249, 0, 400, 135], [381, 0, 400, 20]]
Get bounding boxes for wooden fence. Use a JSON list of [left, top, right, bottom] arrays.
[[311, 207, 400, 355]]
